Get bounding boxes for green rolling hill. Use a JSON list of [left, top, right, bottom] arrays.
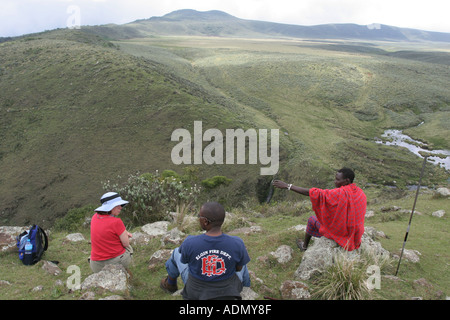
[[0, 10, 449, 227]]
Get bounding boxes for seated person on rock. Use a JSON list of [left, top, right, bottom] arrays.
[[273, 167, 367, 252], [89, 192, 133, 273], [160, 201, 251, 300]]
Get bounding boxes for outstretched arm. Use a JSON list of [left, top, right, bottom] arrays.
[[273, 180, 310, 196]]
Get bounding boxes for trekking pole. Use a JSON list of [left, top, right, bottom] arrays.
[[395, 155, 428, 276]]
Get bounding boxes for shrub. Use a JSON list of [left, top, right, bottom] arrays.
[[102, 171, 201, 227], [201, 176, 232, 190]]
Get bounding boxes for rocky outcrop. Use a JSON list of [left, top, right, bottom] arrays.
[[294, 227, 390, 281]]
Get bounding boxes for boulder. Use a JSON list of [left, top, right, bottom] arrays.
[[432, 210, 445, 218], [0, 226, 28, 251], [435, 187, 449, 198], [129, 232, 152, 245], [141, 221, 170, 237], [280, 280, 310, 300], [148, 249, 173, 270], [81, 264, 130, 292], [294, 237, 340, 280], [359, 232, 390, 256], [161, 227, 185, 246], [365, 210, 375, 218], [398, 249, 421, 263], [270, 245, 293, 264], [65, 233, 85, 242], [41, 260, 62, 276], [0, 280, 11, 287], [289, 225, 307, 232], [241, 287, 259, 300]]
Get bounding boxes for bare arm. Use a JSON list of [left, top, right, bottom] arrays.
[[119, 230, 132, 248], [273, 180, 310, 196]]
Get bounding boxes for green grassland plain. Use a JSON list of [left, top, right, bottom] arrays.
[[0, 30, 449, 228]]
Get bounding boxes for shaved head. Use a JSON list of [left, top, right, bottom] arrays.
[[200, 202, 225, 226]]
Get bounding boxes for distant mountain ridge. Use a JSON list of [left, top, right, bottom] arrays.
[[116, 9, 450, 42], [2, 9, 450, 43]]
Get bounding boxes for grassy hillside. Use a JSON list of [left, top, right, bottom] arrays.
[[0, 30, 267, 227], [0, 27, 449, 228]]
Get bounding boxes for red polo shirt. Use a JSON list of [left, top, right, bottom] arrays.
[[90, 213, 126, 261]]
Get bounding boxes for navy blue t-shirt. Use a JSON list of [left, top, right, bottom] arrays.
[[179, 233, 250, 282]]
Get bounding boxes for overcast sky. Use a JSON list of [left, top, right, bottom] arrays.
[[1, 0, 450, 37]]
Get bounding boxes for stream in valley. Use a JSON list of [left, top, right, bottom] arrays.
[[375, 129, 450, 171]]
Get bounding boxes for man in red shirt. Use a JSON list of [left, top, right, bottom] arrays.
[[273, 168, 366, 251]]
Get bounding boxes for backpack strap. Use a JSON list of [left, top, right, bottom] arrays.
[[38, 226, 48, 251], [28, 225, 36, 239]]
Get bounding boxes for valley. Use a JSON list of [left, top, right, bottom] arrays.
[[0, 11, 449, 227]]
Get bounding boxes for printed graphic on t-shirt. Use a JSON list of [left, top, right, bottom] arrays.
[[202, 255, 226, 277], [196, 249, 232, 277]]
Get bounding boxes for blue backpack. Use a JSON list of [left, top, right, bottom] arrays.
[[16, 225, 48, 265]]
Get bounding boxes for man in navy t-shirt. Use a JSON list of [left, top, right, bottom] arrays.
[[160, 202, 251, 300]]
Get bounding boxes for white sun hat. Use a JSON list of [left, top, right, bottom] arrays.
[[94, 192, 129, 213]]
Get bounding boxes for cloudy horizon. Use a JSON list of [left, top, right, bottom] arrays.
[[1, 0, 450, 38]]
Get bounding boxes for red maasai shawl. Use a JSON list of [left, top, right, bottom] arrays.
[[309, 183, 367, 251]]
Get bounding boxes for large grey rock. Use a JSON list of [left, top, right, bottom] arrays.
[[41, 260, 62, 276], [294, 237, 339, 280], [81, 264, 130, 292], [65, 233, 85, 242], [148, 249, 173, 270], [435, 187, 449, 197], [270, 245, 293, 264], [241, 287, 259, 300], [432, 210, 445, 218], [0, 226, 29, 251], [280, 280, 310, 300], [141, 221, 170, 237], [161, 227, 185, 246]]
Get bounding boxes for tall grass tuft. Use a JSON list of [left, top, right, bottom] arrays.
[[312, 248, 393, 300]]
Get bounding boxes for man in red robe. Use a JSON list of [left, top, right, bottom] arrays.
[[273, 168, 367, 251]]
